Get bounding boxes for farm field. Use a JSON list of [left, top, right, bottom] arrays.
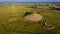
[[0, 2, 60, 34]]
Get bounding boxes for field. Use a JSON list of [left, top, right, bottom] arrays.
[[0, 2, 60, 34]]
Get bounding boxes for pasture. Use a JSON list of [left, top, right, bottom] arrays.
[[0, 2, 60, 34]]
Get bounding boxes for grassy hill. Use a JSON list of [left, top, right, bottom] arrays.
[[0, 3, 60, 34]]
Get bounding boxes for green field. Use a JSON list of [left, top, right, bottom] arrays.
[[0, 3, 60, 34]]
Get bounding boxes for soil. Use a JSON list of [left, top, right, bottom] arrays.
[[24, 13, 43, 21]]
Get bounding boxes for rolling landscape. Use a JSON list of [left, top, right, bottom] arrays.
[[0, 2, 60, 34]]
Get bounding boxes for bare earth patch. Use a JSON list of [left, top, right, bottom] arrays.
[[24, 13, 43, 21], [8, 16, 16, 21]]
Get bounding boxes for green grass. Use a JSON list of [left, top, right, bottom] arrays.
[[0, 3, 60, 34]]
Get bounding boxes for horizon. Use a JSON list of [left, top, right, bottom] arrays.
[[0, 0, 60, 2]]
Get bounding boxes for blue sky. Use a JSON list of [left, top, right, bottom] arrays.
[[0, 0, 60, 2]]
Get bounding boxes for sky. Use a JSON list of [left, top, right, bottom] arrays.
[[0, 0, 60, 2]]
